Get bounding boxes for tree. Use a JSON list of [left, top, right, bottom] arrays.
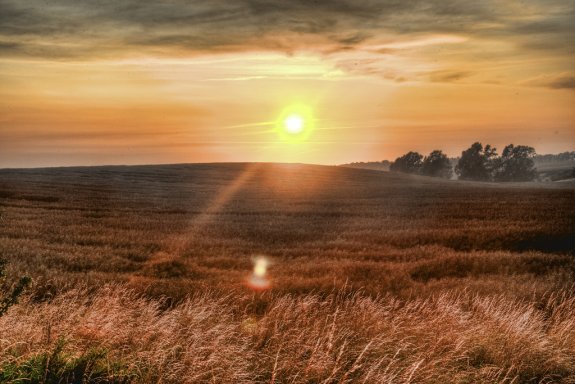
[[390, 151, 423, 174], [421, 150, 453, 179], [455, 142, 498, 181], [493, 144, 536, 181]]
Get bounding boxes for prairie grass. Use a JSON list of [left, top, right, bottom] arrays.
[[1, 286, 574, 383], [0, 163, 574, 382]]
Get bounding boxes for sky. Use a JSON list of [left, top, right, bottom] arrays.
[[1, 0, 574, 168]]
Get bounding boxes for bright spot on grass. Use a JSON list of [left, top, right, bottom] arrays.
[[254, 257, 268, 277], [247, 256, 271, 290], [241, 316, 258, 334]]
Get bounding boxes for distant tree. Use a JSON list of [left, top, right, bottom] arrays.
[[390, 151, 423, 174], [533, 151, 575, 166], [455, 142, 498, 181], [340, 160, 391, 172], [421, 150, 453, 179], [493, 144, 537, 181]]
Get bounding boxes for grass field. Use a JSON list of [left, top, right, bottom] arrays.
[[1, 163, 574, 383]]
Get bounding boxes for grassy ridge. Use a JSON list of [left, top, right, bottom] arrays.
[[0, 163, 574, 382]]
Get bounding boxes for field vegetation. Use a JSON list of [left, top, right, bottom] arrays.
[[0, 163, 574, 383]]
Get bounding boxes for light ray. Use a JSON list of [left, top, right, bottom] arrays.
[[220, 121, 276, 130], [163, 163, 261, 257]]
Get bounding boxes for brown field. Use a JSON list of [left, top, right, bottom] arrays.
[[1, 163, 574, 383]]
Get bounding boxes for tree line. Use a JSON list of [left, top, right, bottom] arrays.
[[533, 151, 575, 164], [390, 142, 538, 182]]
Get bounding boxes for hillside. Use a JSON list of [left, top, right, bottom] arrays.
[[0, 162, 573, 296], [1, 163, 574, 383]]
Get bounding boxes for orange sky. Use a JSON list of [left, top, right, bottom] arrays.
[[1, 1, 574, 167]]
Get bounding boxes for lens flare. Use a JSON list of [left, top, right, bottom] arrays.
[[254, 257, 268, 277], [247, 256, 271, 290]]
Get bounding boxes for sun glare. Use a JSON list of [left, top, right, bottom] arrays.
[[276, 105, 315, 143], [284, 115, 304, 134]]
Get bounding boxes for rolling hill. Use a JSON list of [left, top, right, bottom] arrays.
[[0, 163, 574, 383]]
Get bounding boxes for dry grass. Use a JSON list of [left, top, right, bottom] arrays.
[[0, 163, 574, 382], [1, 286, 574, 383]]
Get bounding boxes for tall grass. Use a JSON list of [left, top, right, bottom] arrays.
[[1, 286, 574, 383], [0, 163, 574, 382]]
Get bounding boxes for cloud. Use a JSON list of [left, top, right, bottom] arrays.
[[549, 76, 575, 90], [0, 0, 573, 88], [428, 70, 473, 83], [0, 0, 572, 57], [524, 73, 575, 90]]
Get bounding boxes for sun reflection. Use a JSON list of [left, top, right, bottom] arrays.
[[247, 256, 271, 290]]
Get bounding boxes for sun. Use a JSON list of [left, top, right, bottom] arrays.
[[276, 105, 314, 142], [284, 114, 304, 134]]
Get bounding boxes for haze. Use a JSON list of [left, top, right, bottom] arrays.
[[1, 0, 574, 168]]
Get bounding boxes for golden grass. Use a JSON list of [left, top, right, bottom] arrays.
[[1, 286, 574, 383], [0, 163, 574, 382]]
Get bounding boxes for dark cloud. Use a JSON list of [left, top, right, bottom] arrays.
[[548, 75, 575, 90], [0, 41, 18, 50], [336, 33, 371, 46], [524, 73, 575, 90], [0, 0, 574, 68], [428, 70, 473, 83]]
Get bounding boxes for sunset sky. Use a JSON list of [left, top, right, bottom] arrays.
[[1, 0, 574, 168]]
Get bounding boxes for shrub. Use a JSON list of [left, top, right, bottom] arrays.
[[0, 338, 133, 383], [0, 259, 31, 317]]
